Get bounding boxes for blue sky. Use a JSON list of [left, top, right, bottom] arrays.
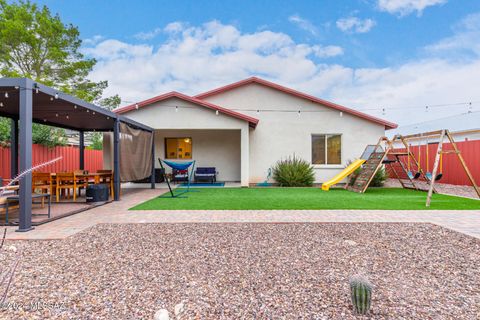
[[32, 0, 480, 127]]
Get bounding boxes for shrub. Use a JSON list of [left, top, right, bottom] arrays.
[[370, 167, 387, 187], [272, 155, 315, 187]]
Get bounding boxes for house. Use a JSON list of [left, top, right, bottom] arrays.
[[105, 77, 397, 186]]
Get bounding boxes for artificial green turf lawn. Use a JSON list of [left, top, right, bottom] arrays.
[[130, 187, 480, 210]]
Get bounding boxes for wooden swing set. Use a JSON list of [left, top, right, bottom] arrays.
[[347, 129, 480, 206]]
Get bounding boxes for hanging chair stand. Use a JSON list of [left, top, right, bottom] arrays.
[[158, 159, 196, 198]]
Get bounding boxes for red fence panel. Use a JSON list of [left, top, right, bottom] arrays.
[[391, 140, 480, 186], [0, 145, 103, 182]]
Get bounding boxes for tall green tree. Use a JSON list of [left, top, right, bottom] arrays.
[[0, 0, 120, 147]]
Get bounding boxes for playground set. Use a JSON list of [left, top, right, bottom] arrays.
[[322, 129, 480, 206]]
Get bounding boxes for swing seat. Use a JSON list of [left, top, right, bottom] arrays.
[[407, 171, 414, 179], [435, 173, 443, 181], [413, 172, 421, 179], [425, 172, 433, 181]]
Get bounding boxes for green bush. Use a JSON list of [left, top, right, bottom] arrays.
[[370, 167, 387, 187], [272, 155, 315, 187]]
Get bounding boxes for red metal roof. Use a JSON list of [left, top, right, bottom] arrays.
[[113, 91, 259, 128], [195, 77, 398, 130]]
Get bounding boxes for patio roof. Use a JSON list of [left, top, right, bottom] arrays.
[[0, 78, 152, 132], [0, 77, 156, 232]]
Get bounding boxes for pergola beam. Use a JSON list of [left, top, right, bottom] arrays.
[[113, 119, 121, 201]]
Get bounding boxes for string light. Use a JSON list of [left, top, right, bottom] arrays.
[[14, 86, 19, 89], [74, 105, 77, 109], [66, 115, 69, 120], [215, 110, 219, 116], [50, 97, 54, 101], [135, 103, 139, 109], [43, 119, 47, 122], [54, 92, 59, 99], [339, 111, 343, 117], [297, 110, 301, 117], [55, 113, 59, 117], [175, 106, 178, 112], [0, 102, 3, 107], [92, 111, 95, 115], [4, 92, 8, 98]]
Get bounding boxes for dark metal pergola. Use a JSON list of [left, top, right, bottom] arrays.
[[0, 78, 155, 232]]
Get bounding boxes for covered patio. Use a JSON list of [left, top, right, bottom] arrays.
[[0, 78, 155, 231]]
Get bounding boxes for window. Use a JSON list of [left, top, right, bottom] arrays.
[[165, 137, 192, 159], [312, 134, 341, 165]]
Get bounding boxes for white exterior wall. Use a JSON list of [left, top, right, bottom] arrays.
[[154, 129, 240, 182], [202, 83, 386, 184], [105, 97, 249, 184]]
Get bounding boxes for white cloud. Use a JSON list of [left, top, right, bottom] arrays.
[[134, 28, 163, 40], [85, 18, 480, 127], [336, 17, 376, 33], [288, 14, 318, 36], [425, 12, 480, 57], [377, 0, 447, 16]]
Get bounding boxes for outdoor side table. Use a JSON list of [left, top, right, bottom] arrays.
[[5, 193, 51, 224]]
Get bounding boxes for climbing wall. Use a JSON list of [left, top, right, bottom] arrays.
[[347, 148, 387, 193]]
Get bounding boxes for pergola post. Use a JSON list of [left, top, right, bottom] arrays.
[[10, 118, 18, 178], [113, 119, 121, 201], [17, 79, 33, 232], [150, 131, 155, 189], [79, 131, 85, 170]]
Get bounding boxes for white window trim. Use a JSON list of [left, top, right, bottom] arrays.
[[311, 134, 342, 166]]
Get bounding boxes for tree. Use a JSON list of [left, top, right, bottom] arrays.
[[0, 0, 120, 146]]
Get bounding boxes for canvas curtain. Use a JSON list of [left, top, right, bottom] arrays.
[[119, 122, 153, 182]]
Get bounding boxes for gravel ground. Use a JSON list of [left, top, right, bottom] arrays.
[[1, 223, 480, 319], [384, 178, 480, 199]]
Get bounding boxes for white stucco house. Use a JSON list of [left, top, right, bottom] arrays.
[[105, 77, 397, 186]]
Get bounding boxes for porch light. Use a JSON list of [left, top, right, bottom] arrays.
[[297, 110, 301, 116], [175, 106, 178, 112]]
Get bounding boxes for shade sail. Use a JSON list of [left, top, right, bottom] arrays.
[[119, 122, 153, 182]]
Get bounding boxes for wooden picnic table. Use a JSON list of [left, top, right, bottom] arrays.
[[50, 172, 112, 184]]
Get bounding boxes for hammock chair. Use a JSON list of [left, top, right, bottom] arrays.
[[158, 159, 196, 198]]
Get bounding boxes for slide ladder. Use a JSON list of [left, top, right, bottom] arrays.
[[347, 145, 388, 193]]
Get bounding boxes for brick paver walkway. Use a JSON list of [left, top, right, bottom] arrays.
[[5, 188, 480, 240]]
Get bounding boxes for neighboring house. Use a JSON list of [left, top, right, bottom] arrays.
[[105, 77, 396, 186], [390, 112, 480, 147]]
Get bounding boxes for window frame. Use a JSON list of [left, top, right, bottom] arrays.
[[164, 137, 193, 160], [311, 134, 343, 167]]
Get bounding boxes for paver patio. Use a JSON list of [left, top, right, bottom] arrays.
[[4, 188, 480, 239]]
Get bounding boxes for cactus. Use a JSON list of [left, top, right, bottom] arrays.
[[350, 275, 372, 315]]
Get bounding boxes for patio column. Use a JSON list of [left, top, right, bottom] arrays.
[[113, 119, 121, 201], [150, 131, 155, 189], [240, 127, 249, 187], [17, 79, 33, 232], [10, 118, 18, 178], [79, 131, 85, 170]]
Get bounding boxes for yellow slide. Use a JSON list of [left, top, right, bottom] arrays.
[[321, 159, 365, 191]]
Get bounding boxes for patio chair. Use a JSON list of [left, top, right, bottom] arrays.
[[194, 167, 217, 183], [32, 172, 53, 205], [97, 170, 114, 198], [56, 172, 82, 202], [172, 169, 189, 184]]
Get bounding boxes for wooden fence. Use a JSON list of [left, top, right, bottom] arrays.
[[0, 145, 103, 182], [391, 139, 480, 186]]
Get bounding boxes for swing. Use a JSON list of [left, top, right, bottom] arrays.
[[435, 152, 443, 181], [425, 138, 433, 181], [158, 159, 196, 198], [413, 140, 421, 179], [406, 144, 415, 179]]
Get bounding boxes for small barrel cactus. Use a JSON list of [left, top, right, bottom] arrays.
[[350, 275, 372, 315]]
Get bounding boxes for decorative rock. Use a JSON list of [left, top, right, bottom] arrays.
[[174, 302, 185, 316], [344, 240, 357, 246], [153, 309, 170, 320]]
